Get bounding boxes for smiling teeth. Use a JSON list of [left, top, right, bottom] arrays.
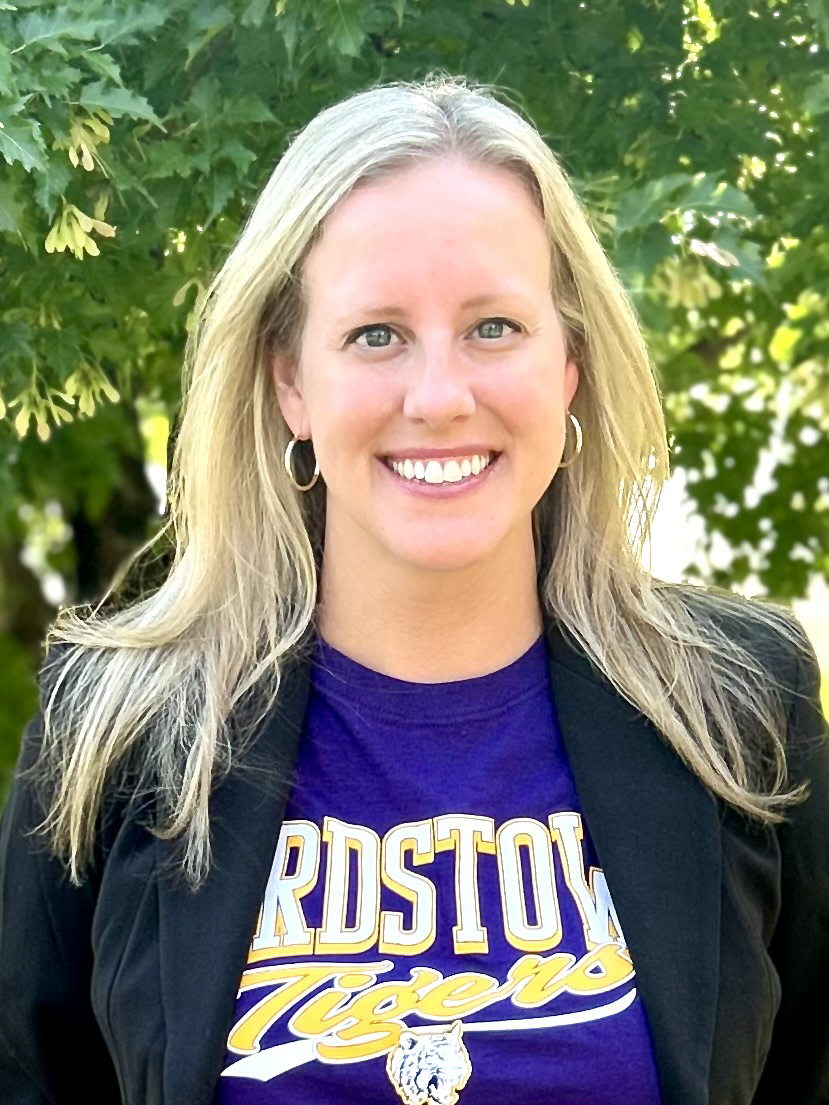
[[388, 454, 494, 484]]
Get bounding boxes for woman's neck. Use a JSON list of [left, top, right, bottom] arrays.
[[316, 533, 543, 683]]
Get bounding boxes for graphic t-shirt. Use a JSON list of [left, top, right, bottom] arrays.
[[214, 635, 662, 1104]]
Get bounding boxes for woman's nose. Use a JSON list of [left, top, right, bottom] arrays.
[[401, 346, 476, 426]]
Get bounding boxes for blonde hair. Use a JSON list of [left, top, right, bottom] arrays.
[[35, 73, 810, 885]]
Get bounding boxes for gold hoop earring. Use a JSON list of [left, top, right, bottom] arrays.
[[284, 435, 320, 491], [558, 411, 583, 469]]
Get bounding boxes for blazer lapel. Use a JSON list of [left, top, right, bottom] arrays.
[[156, 655, 312, 1105], [545, 621, 721, 1105]]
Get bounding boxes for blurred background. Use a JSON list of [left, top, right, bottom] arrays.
[[1, 0, 828, 801]]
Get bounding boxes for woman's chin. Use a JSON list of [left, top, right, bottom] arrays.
[[377, 530, 514, 577]]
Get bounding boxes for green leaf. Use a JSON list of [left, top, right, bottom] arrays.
[[0, 113, 46, 172], [218, 139, 257, 172], [803, 75, 829, 116], [185, 2, 234, 67], [33, 154, 72, 214], [712, 227, 768, 291], [13, 11, 102, 55], [242, 0, 271, 26], [188, 75, 221, 120], [807, 0, 829, 46], [0, 43, 14, 96], [614, 174, 690, 234], [79, 80, 164, 128], [187, 1, 234, 35], [679, 174, 758, 223], [223, 94, 276, 125], [144, 142, 201, 179], [275, 2, 303, 72], [615, 172, 759, 238], [100, 155, 156, 205], [207, 169, 236, 223], [98, 3, 168, 46], [327, 3, 364, 57], [87, 330, 133, 363], [0, 318, 34, 360], [0, 177, 23, 234], [25, 62, 83, 99], [82, 50, 124, 86], [614, 224, 675, 288]]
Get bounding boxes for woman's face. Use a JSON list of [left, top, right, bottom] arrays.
[[273, 157, 579, 579]]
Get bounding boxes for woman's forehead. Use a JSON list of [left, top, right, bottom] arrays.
[[302, 159, 551, 306], [320, 157, 543, 236]]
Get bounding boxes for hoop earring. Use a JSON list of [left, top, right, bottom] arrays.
[[558, 411, 583, 469], [284, 435, 320, 491]]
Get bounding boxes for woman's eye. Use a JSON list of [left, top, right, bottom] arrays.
[[475, 318, 520, 340], [349, 325, 400, 348], [347, 318, 520, 348]]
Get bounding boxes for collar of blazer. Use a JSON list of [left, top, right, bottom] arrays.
[[154, 616, 721, 1105]]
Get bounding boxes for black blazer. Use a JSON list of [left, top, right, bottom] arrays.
[[1, 613, 828, 1105]]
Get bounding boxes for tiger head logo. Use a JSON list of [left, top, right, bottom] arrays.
[[386, 1021, 472, 1105]]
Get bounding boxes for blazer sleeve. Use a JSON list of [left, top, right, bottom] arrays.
[[0, 713, 121, 1105], [755, 632, 829, 1105]]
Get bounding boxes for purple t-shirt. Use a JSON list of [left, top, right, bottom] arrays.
[[214, 635, 662, 1104]]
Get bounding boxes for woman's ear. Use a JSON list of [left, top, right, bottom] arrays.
[[271, 354, 309, 438], [564, 357, 580, 407]]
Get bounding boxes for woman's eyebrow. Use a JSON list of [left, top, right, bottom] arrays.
[[334, 291, 533, 327]]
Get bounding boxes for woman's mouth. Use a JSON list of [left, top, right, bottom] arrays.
[[382, 451, 499, 486]]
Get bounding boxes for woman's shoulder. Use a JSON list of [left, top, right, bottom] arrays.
[[662, 581, 814, 675], [669, 584, 826, 766]]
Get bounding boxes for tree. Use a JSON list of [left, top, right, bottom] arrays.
[[1, 0, 828, 787]]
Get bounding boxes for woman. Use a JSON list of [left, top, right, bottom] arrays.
[[0, 75, 827, 1105]]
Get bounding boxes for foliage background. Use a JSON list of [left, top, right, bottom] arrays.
[[1, 0, 828, 796]]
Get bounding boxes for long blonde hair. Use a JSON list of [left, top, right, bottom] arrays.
[[36, 73, 810, 885]]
